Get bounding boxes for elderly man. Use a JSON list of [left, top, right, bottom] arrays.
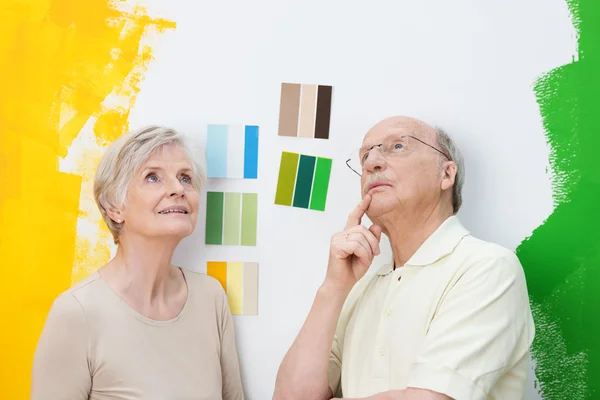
[[273, 116, 535, 400]]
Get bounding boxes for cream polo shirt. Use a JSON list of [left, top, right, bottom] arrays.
[[328, 216, 535, 400]]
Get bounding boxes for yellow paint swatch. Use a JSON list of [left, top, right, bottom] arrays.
[[206, 261, 259, 315], [0, 0, 175, 397], [207, 262, 228, 292], [227, 262, 244, 315]]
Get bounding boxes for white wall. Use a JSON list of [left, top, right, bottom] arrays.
[[127, 1, 577, 398]]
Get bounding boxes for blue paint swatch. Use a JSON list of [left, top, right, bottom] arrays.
[[244, 125, 259, 179], [207, 124, 228, 178]]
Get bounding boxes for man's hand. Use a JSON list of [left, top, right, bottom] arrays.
[[325, 194, 382, 293]]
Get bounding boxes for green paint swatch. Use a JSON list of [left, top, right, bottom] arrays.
[[205, 191, 224, 245], [274, 151, 332, 212], [515, 1, 600, 398], [310, 157, 332, 211], [241, 193, 258, 246], [292, 155, 316, 209], [206, 191, 257, 247], [275, 151, 299, 206], [223, 192, 241, 245]]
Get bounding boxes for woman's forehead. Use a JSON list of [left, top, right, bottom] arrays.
[[145, 144, 189, 162]]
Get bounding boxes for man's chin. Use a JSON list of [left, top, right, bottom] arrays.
[[366, 194, 399, 219]]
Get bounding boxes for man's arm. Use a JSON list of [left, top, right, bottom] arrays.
[[335, 388, 452, 400], [273, 284, 349, 400], [273, 194, 382, 400]]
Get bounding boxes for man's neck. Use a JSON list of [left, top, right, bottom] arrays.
[[380, 205, 453, 268]]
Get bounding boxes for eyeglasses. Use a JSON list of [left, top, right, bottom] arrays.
[[345, 135, 451, 177]]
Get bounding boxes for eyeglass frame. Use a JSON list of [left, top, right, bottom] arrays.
[[345, 135, 451, 177]]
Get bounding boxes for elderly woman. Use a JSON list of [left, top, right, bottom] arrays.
[[31, 126, 244, 399]]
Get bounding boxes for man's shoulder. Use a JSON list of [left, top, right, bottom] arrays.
[[451, 235, 525, 284], [457, 234, 520, 265]]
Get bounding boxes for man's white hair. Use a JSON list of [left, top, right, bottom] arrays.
[[435, 127, 465, 214], [93, 126, 206, 244]]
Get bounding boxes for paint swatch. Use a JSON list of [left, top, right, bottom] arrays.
[[275, 151, 332, 211], [206, 124, 259, 179], [278, 83, 333, 139], [207, 261, 258, 315], [205, 192, 258, 246]]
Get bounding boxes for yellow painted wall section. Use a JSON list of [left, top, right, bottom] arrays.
[[0, 1, 175, 397]]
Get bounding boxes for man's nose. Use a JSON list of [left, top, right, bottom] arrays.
[[363, 147, 387, 172]]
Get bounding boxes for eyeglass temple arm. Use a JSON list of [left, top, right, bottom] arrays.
[[346, 159, 362, 177], [409, 136, 451, 160]]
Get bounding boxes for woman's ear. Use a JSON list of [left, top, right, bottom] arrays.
[[106, 207, 124, 224]]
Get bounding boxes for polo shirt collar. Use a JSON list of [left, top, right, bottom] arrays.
[[376, 216, 470, 275]]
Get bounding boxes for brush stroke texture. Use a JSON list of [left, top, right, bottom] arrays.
[[517, 0, 599, 398], [0, 0, 174, 397]]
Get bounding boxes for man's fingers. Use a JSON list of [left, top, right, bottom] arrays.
[[369, 224, 382, 242], [335, 242, 371, 267], [345, 232, 374, 257], [344, 194, 372, 230], [345, 226, 380, 255]]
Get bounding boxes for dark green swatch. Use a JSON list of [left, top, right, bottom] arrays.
[[205, 191, 224, 245], [292, 155, 316, 209]]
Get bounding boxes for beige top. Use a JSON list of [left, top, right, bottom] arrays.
[[328, 216, 535, 400], [32, 268, 244, 400]]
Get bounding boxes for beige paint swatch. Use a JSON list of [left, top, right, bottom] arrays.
[[278, 83, 301, 137], [298, 84, 318, 138], [242, 262, 258, 315]]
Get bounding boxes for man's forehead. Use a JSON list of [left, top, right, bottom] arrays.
[[362, 125, 432, 146]]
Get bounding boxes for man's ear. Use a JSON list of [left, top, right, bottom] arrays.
[[441, 161, 457, 191]]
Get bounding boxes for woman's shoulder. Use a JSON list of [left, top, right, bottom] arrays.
[[45, 272, 102, 328], [180, 267, 226, 297], [63, 271, 104, 304]]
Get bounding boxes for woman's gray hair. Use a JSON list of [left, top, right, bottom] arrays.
[[435, 127, 465, 214], [93, 126, 206, 244]]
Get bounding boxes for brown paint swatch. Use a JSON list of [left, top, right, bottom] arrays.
[[298, 84, 318, 138], [314, 85, 332, 139], [278, 83, 301, 137]]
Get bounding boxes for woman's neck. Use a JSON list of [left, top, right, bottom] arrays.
[[101, 233, 183, 307]]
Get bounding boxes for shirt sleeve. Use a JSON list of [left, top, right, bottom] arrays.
[[328, 331, 343, 398], [31, 293, 92, 400], [218, 290, 245, 400], [406, 254, 535, 400]]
